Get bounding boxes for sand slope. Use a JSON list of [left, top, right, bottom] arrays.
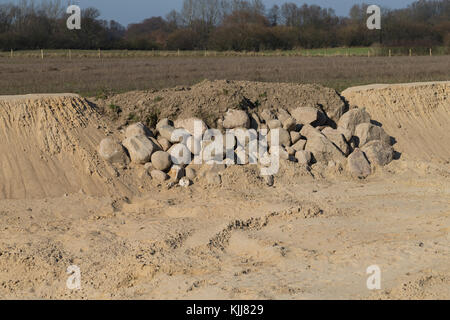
[[0, 94, 135, 199], [342, 81, 450, 163]]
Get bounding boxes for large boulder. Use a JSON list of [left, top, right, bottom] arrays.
[[267, 128, 291, 147], [174, 117, 208, 136], [125, 122, 153, 139], [347, 148, 371, 178], [169, 143, 192, 167], [320, 100, 348, 125], [292, 139, 307, 152], [291, 107, 326, 126], [150, 170, 169, 182], [321, 127, 351, 156], [158, 125, 175, 141], [223, 109, 250, 129], [354, 123, 391, 147], [301, 125, 345, 163], [151, 151, 172, 171], [156, 118, 172, 131], [305, 134, 346, 164], [159, 125, 190, 144], [338, 108, 371, 135], [361, 140, 394, 166], [299, 124, 323, 139], [157, 137, 172, 151], [98, 138, 128, 163], [259, 109, 276, 123], [277, 109, 291, 123], [122, 135, 159, 164]]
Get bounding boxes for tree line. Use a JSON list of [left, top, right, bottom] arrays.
[[0, 0, 449, 51]]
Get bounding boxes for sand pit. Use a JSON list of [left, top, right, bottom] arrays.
[[0, 81, 448, 299]]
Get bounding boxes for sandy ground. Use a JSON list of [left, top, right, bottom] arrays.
[[0, 82, 448, 299]]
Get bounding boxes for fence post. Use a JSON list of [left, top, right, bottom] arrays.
[[10, 49, 13, 58], [41, 49, 44, 60], [409, 48, 412, 56], [429, 48, 432, 56], [389, 49, 391, 57]]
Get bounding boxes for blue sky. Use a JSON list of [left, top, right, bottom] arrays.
[[1, 0, 418, 26]]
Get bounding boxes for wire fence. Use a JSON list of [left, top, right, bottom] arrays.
[[1, 46, 449, 59]]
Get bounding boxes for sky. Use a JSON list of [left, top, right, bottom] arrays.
[[1, 0, 418, 26]]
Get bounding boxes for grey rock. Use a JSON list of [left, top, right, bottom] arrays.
[[321, 127, 351, 156], [338, 108, 371, 135], [268, 128, 291, 147], [185, 167, 197, 180], [292, 139, 307, 152], [354, 123, 391, 147], [347, 148, 371, 178], [125, 122, 152, 139], [361, 140, 394, 166], [151, 151, 172, 171], [223, 109, 250, 129], [122, 135, 159, 164], [150, 170, 169, 182], [158, 125, 175, 141], [291, 107, 326, 126], [303, 129, 346, 164], [156, 118, 172, 131], [168, 143, 192, 166], [99, 137, 128, 163], [259, 109, 276, 123], [157, 137, 172, 151], [174, 117, 207, 136], [277, 109, 291, 123]]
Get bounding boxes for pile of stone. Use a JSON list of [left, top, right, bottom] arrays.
[[98, 104, 395, 186]]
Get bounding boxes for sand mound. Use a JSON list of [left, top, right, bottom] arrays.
[[96, 80, 346, 128], [0, 94, 136, 199], [342, 81, 450, 163]]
